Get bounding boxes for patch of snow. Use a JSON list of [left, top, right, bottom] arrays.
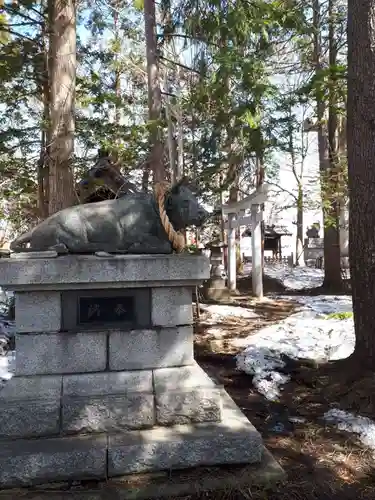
[[204, 325, 259, 339], [0, 351, 15, 388], [265, 263, 324, 290], [199, 304, 259, 320], [204, 326, 230, 339], [236, 295, 354, 400], [243, 262, 324, 290], [289, 416, 307, 424], [324, 409, 375, 450], [276, 294, 353, 315], [0, 308, 15, 390]]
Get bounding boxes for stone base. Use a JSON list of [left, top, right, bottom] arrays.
[[108, 391, 262, 476], [110, 446, 285, 500], [0, 391, 264, 488], [0, 254, 271, 491], [0, 448, 284, 500], [15, 326, 195, 376], [0, 363, 223, 439]]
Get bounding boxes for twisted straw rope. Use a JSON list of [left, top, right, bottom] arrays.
[[154, 182, 185, 253]]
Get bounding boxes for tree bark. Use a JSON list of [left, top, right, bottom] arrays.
[[38, 9, 50, 220], [165, 97, 176, 183], [144, 0, 165, 184], [313, 0, 342, 289], [176, 95, 184, 181], [296, 183, 304, 265], [322, 0, 342, 289], [338, 116, 349, 258], [48, 0, 76, 215], [288, 105, 304, 266], [228, 173, 242, 274], [255, 153, 265, 268], [219, 173, 226, 244], [37, 130, 49, 220], [347, 0, 375, 362], [112, 0, 121, 165]]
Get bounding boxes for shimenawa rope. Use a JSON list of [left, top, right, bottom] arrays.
[[154, 182, 185, 253]]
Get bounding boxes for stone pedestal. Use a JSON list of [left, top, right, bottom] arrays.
[[0, 254, 264, 488]]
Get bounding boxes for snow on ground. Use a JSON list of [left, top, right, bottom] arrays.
[[324, 409, 375, 450], [0, 350, 14, 388], [235, 291, 375, 452], [243, 262, 324, 290], [199, 303, 259, 321], [236, 295, 354, 401], [264, 264, 324, 290], [277, 294, 353, 315], [198, 303, 261, 339], [0, 292, 15, 390]]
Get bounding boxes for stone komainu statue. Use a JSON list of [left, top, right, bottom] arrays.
[[10, 178, 209, 255]]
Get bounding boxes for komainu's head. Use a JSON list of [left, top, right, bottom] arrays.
[[166, 177, 209, 230]]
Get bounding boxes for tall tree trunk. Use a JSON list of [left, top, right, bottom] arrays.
[[288, 106, 304, 266], [220, 173, 226, 244], [37, 130, 48, 220], [313, 0, 342, 289], [48, 0, 76, 215], [165, 98, 176, 183], [38, 8, 50, 220], [228, 172, 242, 274], [112, 0, 121, 165], [144, 0, 165, 184], [296, 183, 304, 265], [176, 89, 184, 181], [338, 116, 349, 259], [255, 153, 265, 267], [322, 0, 342, 288], [167, 34, 184, 183], [164, 68, 177, 182], [347, 0, 375, 363]]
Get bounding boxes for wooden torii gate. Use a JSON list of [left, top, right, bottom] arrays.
[[221, 184, 269, 298]]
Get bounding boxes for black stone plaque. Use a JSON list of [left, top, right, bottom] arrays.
[[78, 296, 135, 325], [61, 288, 151, 331]]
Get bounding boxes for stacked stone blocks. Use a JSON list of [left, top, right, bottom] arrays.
[[0, 254, 263, 487]]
